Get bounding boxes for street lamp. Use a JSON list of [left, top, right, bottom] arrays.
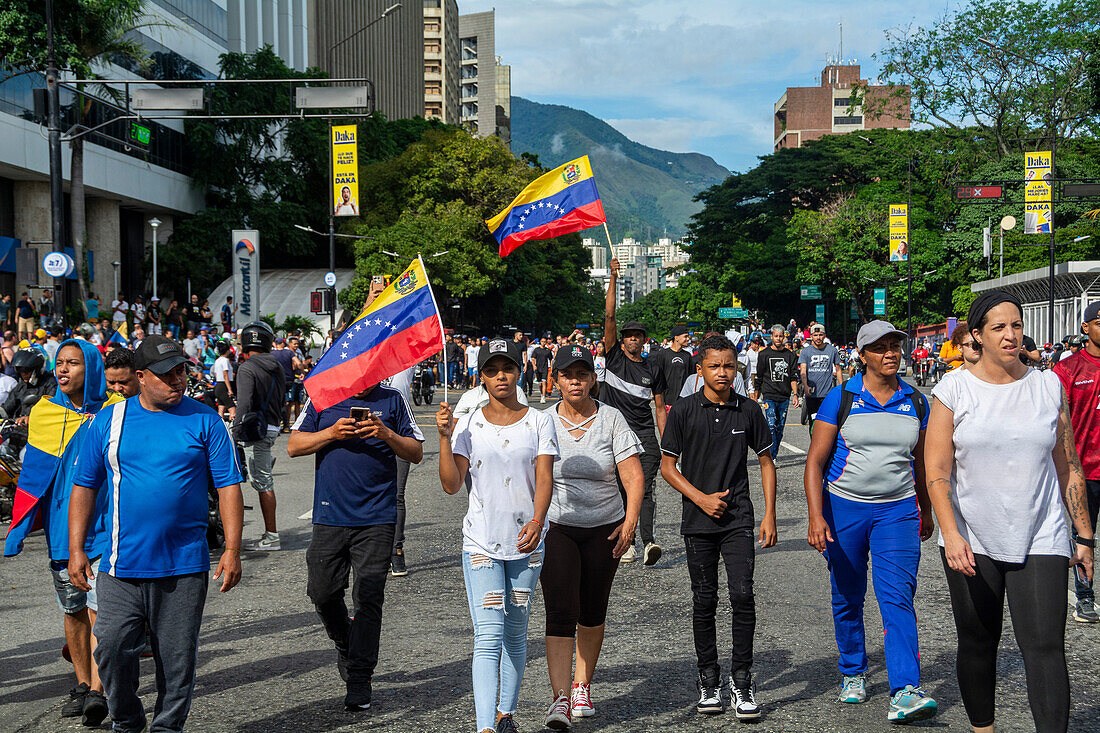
[[148, 217, 161, 299], [111, 260, 121, 299]]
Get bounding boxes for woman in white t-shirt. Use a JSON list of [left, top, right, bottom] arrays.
[[925, 291, 1094, 733], [211, 341, 235, 421], [539, 344, 642, 728], [437, 338, 559, 733]]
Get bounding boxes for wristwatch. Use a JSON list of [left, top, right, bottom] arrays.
[[1076, 536, 1097, 548]]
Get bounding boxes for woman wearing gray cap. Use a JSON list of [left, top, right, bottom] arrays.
[[924, 291, 1095, 733], [803, 320, 937, 724]]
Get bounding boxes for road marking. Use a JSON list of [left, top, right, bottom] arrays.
[[298, 510, 313, 521], [780, 441, 806, 455]]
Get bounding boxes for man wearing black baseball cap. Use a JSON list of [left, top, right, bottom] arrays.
[[653, 326, 693, 410], [604, 258, 668, 565]]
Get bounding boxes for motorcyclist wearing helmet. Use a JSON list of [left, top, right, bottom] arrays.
[[4, 348, 58, 424], [233, 322, 286, 551]]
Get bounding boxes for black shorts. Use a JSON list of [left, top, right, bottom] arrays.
[[536, 369, 548, 382], [214, 383, 234, 407]]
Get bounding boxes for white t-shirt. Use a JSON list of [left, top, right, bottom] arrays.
[[465, 345, 480, 369], [111, 300, 129, 320], [451, 406, 560, 560], [679, 371, 748, 400], [383, 366, 415, 407], [453, 385, 528, 418], [594, 355, 606, 381], [739, 348, 759, 386], [212, 355, 233, 384], [133, 303, 145, 322], [931, 368, 1071, 562], [183, 337, 201, 359]]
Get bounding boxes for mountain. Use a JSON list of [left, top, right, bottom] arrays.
[[509, 96, 730, 240]]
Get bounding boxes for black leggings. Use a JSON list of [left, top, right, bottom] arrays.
[[541, 521, 621, 637], [941, 549, 1069, 731]]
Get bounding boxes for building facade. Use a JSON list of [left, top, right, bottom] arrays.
[[584, 236, 690, 303], [774, 64, 910, 151], [494, 57, 511, 145], [423, 0, 459, 123], [310, 0, 424, 121], [456, 10, 510, 144], [225, 0, 309, 71]]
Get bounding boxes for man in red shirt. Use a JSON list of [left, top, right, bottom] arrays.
[[1053, 301, 1100, 623]]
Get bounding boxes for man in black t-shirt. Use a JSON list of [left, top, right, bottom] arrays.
[[603, 258, 667, 565], [654, 325, 693, 408], [531, 338, 554, 403], [753, 325, 800, 459], [661, 334, 776, 719]]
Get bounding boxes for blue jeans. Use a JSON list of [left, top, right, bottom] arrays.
[[462, 547, 544, 731], [761, 397, 790, 459], [822, 492, 921, 694]]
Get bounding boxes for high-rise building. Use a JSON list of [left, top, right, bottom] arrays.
[[773, 64, 910, 151], [423, 0, 458, 123], [494, 57, 511, 145], [584, 236, 691, 303], [310, 0, 424, 121], [457, 10, 510, 144], [0, 0, 306, 300]]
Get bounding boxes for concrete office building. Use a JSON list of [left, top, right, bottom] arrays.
[[0, 0, 304, 301], [423, 0, 459, 123], [495, 57, 511, 146], [457, 10, 510, 143], [310, 0, 424, 121], [774, 64, 910, 151], [226, 0, 309, 71], [584, 236, 690, 303]]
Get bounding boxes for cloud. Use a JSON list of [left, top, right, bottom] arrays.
[[550, 132, 564, 154], [459, 0, 950, 170]]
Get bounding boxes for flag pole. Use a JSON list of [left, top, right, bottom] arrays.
[[602, 221, 615, 263], [419, 253, 448, 406]]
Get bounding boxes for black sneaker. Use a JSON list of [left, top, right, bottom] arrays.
[[344, 680, 372, 712], [496, 715, 519, 733], [730, 672, 761, 721], [61, 683, 89, 718], [696, 669, 723, 714], [391, 549, 408, 577], [82, 690, 109, 727]]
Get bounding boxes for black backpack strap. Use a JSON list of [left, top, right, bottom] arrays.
[[835, 381, 856, 431]]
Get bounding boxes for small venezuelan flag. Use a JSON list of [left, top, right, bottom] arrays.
[[486, 155, 606, 257], [304, 257, 444, 411]]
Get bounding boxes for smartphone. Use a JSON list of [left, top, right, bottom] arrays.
[[372, 275, 385, 285], [350, 407, 370, 422]]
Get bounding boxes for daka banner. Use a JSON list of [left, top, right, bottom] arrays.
[[332, 125, 360, 217], [231, 229, 260, 323], [889, 203, 908, 262], [1025, 151, 1052, 235]]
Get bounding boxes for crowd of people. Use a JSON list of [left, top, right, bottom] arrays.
[[3, 261, 1099, 733]]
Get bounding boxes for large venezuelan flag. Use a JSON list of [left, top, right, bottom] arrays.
[[304, 257, 444, 411], [486, 155, 606, 257]]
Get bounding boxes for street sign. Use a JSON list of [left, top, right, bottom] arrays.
[[800, 285, 822, 300], [324, 271, 337, 287], [718, 307, 735, 318], [42, 251, 73, 278], [873, 288, 887, 316], [127, 121, 151, 148], [574, 323, 590, 328], [686, 321, 702, 328], [731, 307, 748, 317], [954, 185, 1003, 200], [851, 301, 859, 319], [1065, 183, 1100, 198], [815, 304, 825, 322]]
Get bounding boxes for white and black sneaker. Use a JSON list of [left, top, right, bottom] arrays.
[[730, 673, 761, 720], [697, 670, 723, 714]]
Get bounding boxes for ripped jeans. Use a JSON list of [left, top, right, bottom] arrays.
[[462, 546, 544, 731], [684, 528, 756, 677]]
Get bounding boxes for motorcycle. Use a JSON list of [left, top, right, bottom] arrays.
[[0, 419, 23, 524], [411, 362, 436, 406], [186, 364, 219, 412]]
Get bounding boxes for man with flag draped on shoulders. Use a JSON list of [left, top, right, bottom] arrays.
[[4, 339, 122, 726], [288, 261, 437, 712]]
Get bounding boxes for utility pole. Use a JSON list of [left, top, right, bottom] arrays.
[[45, 0, 66, 323]]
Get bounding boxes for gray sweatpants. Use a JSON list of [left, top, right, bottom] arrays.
[[94, 572, 208, 732]]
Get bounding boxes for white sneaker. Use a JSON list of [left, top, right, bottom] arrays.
[[571, 682, 594, 718], [252, 531, 281, 551], [729, 674, 761, 720], [620, 545, 636, 563], [544, 690, 571, 729], [540, 394, 547, 404], [696, 671, 723, 714], [643, 542, 662, 566], [838, 673, 867, 704]]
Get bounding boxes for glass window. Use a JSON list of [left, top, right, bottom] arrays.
[[833, 115, 863, 125]]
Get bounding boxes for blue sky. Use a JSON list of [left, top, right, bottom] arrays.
[[459, 0, 956, 173]]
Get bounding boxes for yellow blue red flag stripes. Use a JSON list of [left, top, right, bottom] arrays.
[[304, 257, 444, 411], [486, 155, 606, 257]]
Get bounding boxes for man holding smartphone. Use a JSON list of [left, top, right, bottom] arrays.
[[287, 370, 424, 711]]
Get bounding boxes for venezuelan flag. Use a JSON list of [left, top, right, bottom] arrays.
[[304, 257, 444, 411], [486, 155, 606, 257]]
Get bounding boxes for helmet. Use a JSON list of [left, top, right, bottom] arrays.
[[239, 321, 274, 352], [10, 347, 45, 372]]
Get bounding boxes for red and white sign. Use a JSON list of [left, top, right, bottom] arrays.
[[955, 185, 1004, 200]]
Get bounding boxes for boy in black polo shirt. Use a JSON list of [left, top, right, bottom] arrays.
[[661, 334, 777, 720]]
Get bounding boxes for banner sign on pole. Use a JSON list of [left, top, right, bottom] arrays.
[[800, 285, 822, 300], [889, 204, 908, 261], [731, 293, 742, 308], [331, 125, 360, 216], [815, 304, 825, 322], [231, 229, 260, 323], [1024, 151, 1052, 234], [873, 288, 887, 316]]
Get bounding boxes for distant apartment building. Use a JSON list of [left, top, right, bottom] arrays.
[[310, 0, 424, 121], [774, 64, 910, 151], [423, 0, 458, 123], [495, 57, 511, 146], [584, 236, 690, 303], [457, 11, 510, 143]]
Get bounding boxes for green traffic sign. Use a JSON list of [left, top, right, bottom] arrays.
[[800, 285, 822, 300], [873, 288, 887, 316], [718, 307, 749, 319], [128, 121, 152, 147]]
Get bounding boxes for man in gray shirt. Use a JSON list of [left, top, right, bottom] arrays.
[[798, 324, 841, 429]]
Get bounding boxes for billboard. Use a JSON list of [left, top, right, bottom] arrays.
[[1024, 151, 1052, 234], [231, 229, 260, 324], [331, 125, 359, 216], [889, 203, 908, 262]]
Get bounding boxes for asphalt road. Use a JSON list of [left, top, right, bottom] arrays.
[[2, 389, 1099, 732]]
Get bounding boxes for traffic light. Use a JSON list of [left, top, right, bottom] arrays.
[[310, 288, 335, 315]]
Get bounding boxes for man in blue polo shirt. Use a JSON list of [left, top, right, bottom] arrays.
[[68, 335, 244, 733], [288, 381, 424, 712]]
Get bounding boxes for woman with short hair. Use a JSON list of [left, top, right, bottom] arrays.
[[924, 291, 1095, 733]]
